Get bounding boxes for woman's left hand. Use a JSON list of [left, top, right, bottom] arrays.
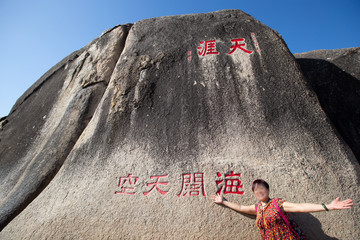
[[328, 197, 354, 210]]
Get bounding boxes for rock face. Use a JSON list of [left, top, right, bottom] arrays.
[[0, 9, 359, 239], [295, 48, 360, 165], [0, 24, 132, 231]]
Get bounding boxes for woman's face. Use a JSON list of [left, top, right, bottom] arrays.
[[253, 184, 269, 202]]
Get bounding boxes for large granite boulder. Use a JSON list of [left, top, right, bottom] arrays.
[[0, 23, 132, 231], [295, 48, 360, 164], [1, 9, 359, 239]]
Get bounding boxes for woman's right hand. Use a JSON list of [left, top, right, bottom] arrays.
[[210, 193, 224, 204], [210, 193, 256, 215]]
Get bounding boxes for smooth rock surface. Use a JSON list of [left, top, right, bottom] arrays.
[[1, 10, 359, 239]]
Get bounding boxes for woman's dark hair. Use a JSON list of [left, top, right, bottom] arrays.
[[252, 179, 270, 192]]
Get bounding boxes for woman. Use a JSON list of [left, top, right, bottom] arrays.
[[210, 179, 353, 239]]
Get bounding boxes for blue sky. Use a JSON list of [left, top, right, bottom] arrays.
[[1, 0, 359, 117]]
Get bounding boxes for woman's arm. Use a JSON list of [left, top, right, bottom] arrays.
[[283, 197, 353, 213], [210, 193, 257, 215]]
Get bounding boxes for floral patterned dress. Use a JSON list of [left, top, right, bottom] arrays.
[[256, 198, 301, 240]]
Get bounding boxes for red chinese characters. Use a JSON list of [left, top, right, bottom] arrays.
[[196, 37, 256, 57], [187, 51, 192, 62], [228, 38, 253, 55], [197, 40, 220, 56], [216, 171, 244, 195], [250, 32, 261, 55], [177, 173, 207, 197], [115, 173, 139, 195], [143, 175, 169, 196], [115, 171, 244, 197]]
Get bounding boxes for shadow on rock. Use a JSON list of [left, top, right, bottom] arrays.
[[291, 212, 338, 240], [297, 58, 360, 164]]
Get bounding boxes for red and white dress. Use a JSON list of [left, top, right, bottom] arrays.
[[255, 198, 304, 240]]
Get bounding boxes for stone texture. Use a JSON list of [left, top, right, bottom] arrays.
[[295, 48, 360, 164], [0, 24, 132, 230], [0, 9, 359, 239]]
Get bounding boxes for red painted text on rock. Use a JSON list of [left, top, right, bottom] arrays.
[[216, 171, 244, 195], [178, 173, 207, 197], [228, 38, 253, 54], [115, 173, 139, 195], [197, 40, 220, 56], [143, 175, 169, 196]]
